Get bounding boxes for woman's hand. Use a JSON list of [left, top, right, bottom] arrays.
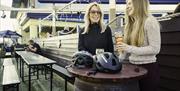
[[116, 42, 128, 53], [116, 42, 128, 51], [114, 33, 129, 54]]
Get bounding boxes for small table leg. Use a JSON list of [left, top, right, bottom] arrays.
[[22, 61, 24, 82], [20, 58, 22, 77], [65, 78, 67, 91], [29, 66, 31, 91], [50, 65, 53, 91]]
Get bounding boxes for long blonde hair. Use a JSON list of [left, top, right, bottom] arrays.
[[82, 2, 106, 34], [124, 0, 149, 46]]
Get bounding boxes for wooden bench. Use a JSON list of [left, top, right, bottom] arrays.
[[53, 64, 75, 91], [3, 58, 14, 67], [2, 65, 20, 91]]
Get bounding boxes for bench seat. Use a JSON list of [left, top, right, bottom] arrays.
[[2, 65, 20, 91], [53, 64, 74, 78], [53, 64, 75, 91], [3, 58, 14, 67], [3, 65, 20, 85]]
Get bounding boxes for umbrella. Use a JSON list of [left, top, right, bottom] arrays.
[[0, 30, 22, 52], [0, 30, 22, 38]]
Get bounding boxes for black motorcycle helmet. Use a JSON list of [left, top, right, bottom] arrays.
[[72, 51, 94, 69], [95, 52, 122, 73]]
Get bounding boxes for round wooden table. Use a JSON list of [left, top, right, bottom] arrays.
[[67, 63, 147, 91]]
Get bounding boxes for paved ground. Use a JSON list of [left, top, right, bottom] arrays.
[[0, 58, 74, 91]]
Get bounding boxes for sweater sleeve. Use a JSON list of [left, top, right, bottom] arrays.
[[78, 29, 86, 51], [106, 26, 114, 53], [124, 16, 161, 55]]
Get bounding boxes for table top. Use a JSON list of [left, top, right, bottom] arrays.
[[15, 48, 25, 51], [16, 51, 56, 65], [67, 64, 147, 82]]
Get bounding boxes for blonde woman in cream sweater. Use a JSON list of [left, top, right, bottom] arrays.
[[116, 0, 161, 91]]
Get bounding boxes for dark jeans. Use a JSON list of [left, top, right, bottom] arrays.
[[138, 62, 160, 91]]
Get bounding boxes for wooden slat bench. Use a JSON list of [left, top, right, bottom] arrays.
[[2, 65, 20, 91], [53, 64, 75, 91], [3, 58, 14, 67]]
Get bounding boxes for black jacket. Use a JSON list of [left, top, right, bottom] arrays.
[[32, 43, 42, 55], [78, 24, 114, 55]]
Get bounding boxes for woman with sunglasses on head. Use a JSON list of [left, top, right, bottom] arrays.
[[116, 0, 161, 91], [78, 2, 114, 55]]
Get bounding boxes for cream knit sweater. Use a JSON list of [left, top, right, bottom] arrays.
[[119, 15, 161, 64]]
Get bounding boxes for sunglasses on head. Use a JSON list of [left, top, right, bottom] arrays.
[[90, 10, 101, 14]]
